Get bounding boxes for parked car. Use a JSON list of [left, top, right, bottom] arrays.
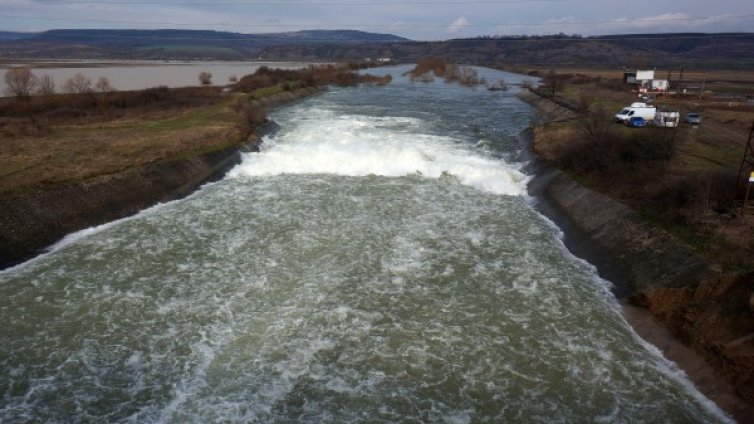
[[686, 112, 702, 125], [627, 116, 648, 127]]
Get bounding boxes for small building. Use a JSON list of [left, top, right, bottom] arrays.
[[624, 68, 669, 92], [651, 79, 669, 91], [623, 68, 656, 85], [636, 70, 655, 82]]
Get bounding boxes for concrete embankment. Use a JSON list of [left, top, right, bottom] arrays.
[[519, 90, 754, 422], [527, 159, 715, 294], [0, 86, 320, 269]]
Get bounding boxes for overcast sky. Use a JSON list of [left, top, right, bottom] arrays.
[[1, 0, 753, 40]]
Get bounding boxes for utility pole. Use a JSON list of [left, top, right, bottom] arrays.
[[699, 72, 707, 101], [736, 120, 754, 213]]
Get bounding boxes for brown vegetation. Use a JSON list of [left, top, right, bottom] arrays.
[[233, 64, 391, 94], [631, 272, 754, 403], [198, 71, 213, 85], [63, 73, 93, 94], [528, 70, 754, 411], [3, 67, 37, 99], [407, 58, 483, 86], [0, 63, 390, 198], [528, 68, 754, 271]]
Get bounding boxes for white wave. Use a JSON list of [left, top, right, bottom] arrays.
[[228, 113, 528, 196]]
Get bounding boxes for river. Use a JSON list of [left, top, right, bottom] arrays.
[[0, 66, 730, 422]]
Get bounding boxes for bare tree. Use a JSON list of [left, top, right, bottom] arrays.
[[4, 67, 37, 99], [579, 108, 613, 143], [95, 77, 115, 109], [95, 77, 114, 93], [63, 73, 93, 93], [37, 74, 56, 96], [199, 71, 213, 85], [544, 69, 565, 97]]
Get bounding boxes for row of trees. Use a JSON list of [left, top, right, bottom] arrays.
[[3, 68, 114, 99]]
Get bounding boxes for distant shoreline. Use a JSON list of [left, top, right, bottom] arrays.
[[0, 60, 312, 94]]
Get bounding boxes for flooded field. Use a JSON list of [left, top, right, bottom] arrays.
[[0, 60, 308, 93]]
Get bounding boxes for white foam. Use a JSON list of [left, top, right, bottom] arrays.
[[228, 113, 528, 196]]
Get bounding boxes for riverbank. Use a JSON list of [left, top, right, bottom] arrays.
[[519, 90, 754, 422], [0, 86, 321, 268]]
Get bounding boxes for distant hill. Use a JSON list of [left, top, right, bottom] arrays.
[[1, 30, 752, 70], [0, 29, 408, 60], [0, 31, 36, 42], [259, 33, 754, 70], [260, 33, 754, 69]]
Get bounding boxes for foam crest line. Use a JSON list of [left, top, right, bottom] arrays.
[[228, 113, 528, 196]]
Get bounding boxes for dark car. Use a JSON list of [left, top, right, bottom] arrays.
[[627, 116, 648, 127], [686, 112, 702, 125]]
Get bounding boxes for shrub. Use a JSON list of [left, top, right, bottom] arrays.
[[557, 127, 676, 182], [4, 116, 50, 137], [198, 71, 213, 85], [4, 67, 37, 99], [233, 65, 390, 93], [63, 73, 93, 94], [645, 170, 739, 224], [233, 99, 267, 135], [410, 57, 447, 78], [37, 75, 55, 96]]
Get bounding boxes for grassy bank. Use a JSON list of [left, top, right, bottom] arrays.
[[521, 69, 754, 272], [520, 69, 754, 409], [0, 64, 391, 199]]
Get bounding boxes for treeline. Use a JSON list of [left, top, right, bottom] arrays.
[[463, 33, 584, 40], [233, 63, 391, 94], [406, 58, 484, 86]]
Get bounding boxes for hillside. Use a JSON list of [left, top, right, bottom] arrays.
[[0, 29, 407, 60], [1, 30, 752, 69], [259, 33, 754, 69]]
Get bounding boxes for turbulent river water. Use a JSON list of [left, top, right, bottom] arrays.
[[0, 66, 730, 423]]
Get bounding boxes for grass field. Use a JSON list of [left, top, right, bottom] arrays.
[[529, 68, 754, 271], [0, 63, 392, 200], [0, 93, 244, 198]]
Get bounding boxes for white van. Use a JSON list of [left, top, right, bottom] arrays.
[[615, 102, 657, 123]]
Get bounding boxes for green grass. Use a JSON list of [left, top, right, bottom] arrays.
[[249, 83, 300, 100]]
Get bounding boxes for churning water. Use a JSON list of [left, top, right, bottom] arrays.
[[0, 66, 730, 423]]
